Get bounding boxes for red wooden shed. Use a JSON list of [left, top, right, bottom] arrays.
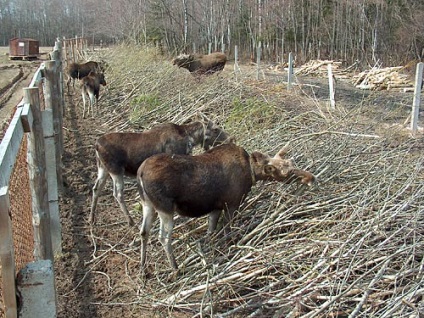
[[9, 37, 40, 60]]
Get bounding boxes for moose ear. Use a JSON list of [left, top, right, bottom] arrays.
[[274, 141, 291, 159], [251, 151, 269, 164], [274, 147, 289, 159]]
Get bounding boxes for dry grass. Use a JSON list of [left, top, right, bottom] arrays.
[[84, 45, 423, 317]]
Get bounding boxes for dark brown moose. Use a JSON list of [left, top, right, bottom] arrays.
[[66, 61, 105, 93], [137, 142, 315, 270], [81, 71, 106, 118], [173, 52, 227, 75], [90, 119, 232, 227]]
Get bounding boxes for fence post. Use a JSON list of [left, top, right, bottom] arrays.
[[328, 63, 336, 110], [52, 39, 65, 149], [256, 41, 262, 81], [43, 61, 62, 254], [287, 52, 294, 90], [44, 60, 63, 193], [0, 187, 18, 318], [234, 45, 241, 80], [411, 62, 423, 133], [24, 88, 53, 261]]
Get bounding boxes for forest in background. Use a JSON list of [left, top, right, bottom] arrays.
[[1, 0, 424, 66]]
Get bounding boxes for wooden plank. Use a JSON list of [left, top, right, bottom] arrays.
[[25, 87, 53, 261], [20, 102, 32, 133], [0, 106, 25, 188], [44, 60, 63, 193], [28, 64, 45, 88], [0, 186, 18, 318], [41, 109, 62, 254]]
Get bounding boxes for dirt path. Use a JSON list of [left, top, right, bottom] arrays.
[[56, 93, 143, 318], [0, 47, 52, 140]]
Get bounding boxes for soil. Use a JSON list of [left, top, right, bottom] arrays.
[[1, 54, 423, 317], [0, 46, 52, 140]]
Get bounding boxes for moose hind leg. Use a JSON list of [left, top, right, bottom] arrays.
[[110, 173, 135, 226], [157, 211, 177, 270], [90, 163, 109, 224], [88, 90, 95, 117], [81, 88, 87, 118], [140, 200, 157, 270]]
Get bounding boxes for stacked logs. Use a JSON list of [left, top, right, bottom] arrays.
[[353, 66, 414, 91]]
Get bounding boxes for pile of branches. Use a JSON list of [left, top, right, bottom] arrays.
[[295, 60, 354, 79], [81, 46, 423, 317], [353, 66, 414, 91]]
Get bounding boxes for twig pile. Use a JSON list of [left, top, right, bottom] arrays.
[[353, 66, 414, 91], [295, 60, 352, 79], [76, 46, 424, 317]]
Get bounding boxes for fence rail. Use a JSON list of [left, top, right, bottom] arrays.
[[0, 38, 65, 318]]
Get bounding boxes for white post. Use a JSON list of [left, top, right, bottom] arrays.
[[208, 42, 212, 54], [256, 41, 261, 81], [411, 62, 423, 133], [287, 52, 294, 90], [234, 45, 240, 75], [328, 63, 336, 110]]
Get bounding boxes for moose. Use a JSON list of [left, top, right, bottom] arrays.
[[81, 71, 107, 118], [173, 52, 227, 76], [137, 142, 315, 270], [90, 118, 232, 227], [66, 61, 105, 93]]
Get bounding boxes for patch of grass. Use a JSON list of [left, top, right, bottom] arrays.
[[228, 97, 276, 126], [129, 94, 162, 123]]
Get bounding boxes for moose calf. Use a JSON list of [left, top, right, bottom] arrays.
[[81, 71, 106, 118], [66, 61, 105, 93]]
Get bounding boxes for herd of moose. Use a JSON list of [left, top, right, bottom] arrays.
[[66, 52, 316, 273]]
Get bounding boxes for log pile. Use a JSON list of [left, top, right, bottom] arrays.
[[353, 66, 414, 91], [295, 59, 352, 79]]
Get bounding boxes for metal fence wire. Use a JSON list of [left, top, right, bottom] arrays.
[[9, 137, 35, 273], [0, 124, 35, 318]]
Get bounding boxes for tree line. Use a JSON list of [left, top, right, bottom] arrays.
[[1, 0, 423, 66]]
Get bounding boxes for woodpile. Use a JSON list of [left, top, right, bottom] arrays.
[[295, 59, 353, 79], [353, 66, 414, 91]]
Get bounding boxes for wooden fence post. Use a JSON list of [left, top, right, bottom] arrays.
[[0, 187, 18, 318], [411, 62, 423, 133], [287, 52, 294, 90], [44, 60, 63, 193], [43, 61, 62, 254], [52, 39, 65, 149], [24, 87, 53, 261]]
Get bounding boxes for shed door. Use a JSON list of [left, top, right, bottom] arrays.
[[18, 42, 25, 55]]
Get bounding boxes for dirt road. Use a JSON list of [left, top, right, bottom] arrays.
[[0, 47, 52, 140]]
